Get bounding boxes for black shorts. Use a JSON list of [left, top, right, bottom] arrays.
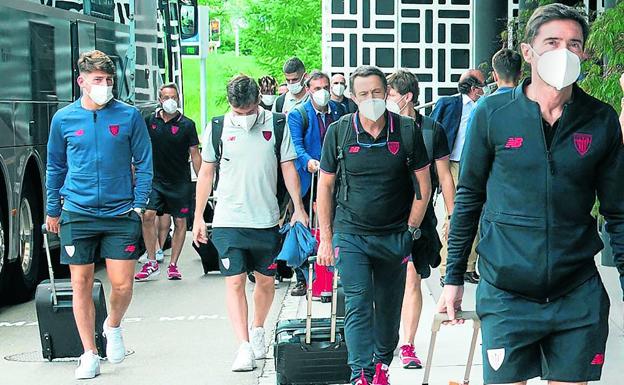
[[146, 181, 192, 218], [211, 227, 281, 277], [59, 210, 142, 265], [477, 274, 610, 383]]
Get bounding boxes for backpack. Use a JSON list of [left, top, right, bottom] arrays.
[[333, 113, 421, 202], [418, 114, 440, 192], [210, 112, 290, 215], [274, 94, 286, 113]]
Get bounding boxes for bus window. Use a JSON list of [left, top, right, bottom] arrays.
[[29, 22, 57, 101], [180, 0, 197, 40]]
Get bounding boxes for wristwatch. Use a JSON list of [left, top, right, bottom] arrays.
[[408, 225, 421, 240]]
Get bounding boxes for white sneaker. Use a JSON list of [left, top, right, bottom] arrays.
[[138, 249, 164, 264], [249, 327, 266, 359], [231, 342, 256, 372], [103, 318, 126, 364], [75, 350, 100, 380]]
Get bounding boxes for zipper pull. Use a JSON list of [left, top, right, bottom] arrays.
[[93, 111, 97, 123], [547, 151, 555, 175]]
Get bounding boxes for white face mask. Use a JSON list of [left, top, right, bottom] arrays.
[[261, 94, 277, 106], [87, 83, 113, 106], [287, 78, 304, 95], [231, 111, 258, 131], [162, 98, 179, 114], [331, 84, 346, 97], [530, 46, 581, 91], [358, 98, 387, 121], [385, 95, 407, 115], [312, 89, 330, 107]]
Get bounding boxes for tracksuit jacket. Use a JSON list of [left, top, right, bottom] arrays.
[[446, 79, 624, 302], [46, 99, 153, 217]]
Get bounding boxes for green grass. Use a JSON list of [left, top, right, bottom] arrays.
[[182, 52, 268, 133]]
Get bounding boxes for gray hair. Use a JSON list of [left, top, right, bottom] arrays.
[[524, 3, 589, 46], [159, 82, 179, 97], [305, 70, 330, 88], [349, 66, 388, 95]]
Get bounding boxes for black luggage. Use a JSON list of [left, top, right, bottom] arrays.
[[35, 225, 107, 360], [422, 311, 481, 385], [274, 257, 351, 385]]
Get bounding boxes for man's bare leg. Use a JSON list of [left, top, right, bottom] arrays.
[[70, 264, 97, 352]]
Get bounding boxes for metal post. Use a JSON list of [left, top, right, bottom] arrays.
[[198, 6, 209, 132], [234, 24, 240, 57]]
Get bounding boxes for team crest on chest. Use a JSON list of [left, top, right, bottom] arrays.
[[262, 131, 272, 141], [573, 133, 592, 156], [171, 125, 179, 135], [109, 125, 120, 136], [387, 141, 400, 155]]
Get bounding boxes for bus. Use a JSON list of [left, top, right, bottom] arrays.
[[0, 0, 196, 304]]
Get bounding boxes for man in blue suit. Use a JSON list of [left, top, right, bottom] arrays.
[[430, 69, 486, 285], [287, 70, 346, 296]]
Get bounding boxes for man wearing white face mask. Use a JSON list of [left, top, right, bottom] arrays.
[[193, 75, 308, 372], [439, 4, 624, 385], [317, 66, 431, 385], [273, 57, 309, 114], [287, 70, 345, 296], [136, 83, 201, 281], [46, 50, 152, 379], [331, 73, 358, 113]]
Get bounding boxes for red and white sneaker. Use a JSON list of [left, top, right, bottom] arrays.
[[399, 344, 422, 369], [167, 263, 182, 280], [134, 260, 160, 281], [372, 363, 390, 385], [354, 369, 369, 385]]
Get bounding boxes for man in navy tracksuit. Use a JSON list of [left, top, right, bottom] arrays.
[[439, 5, 624, 385], [46, 50, 152, 379]]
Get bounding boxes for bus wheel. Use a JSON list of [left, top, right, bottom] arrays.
[[10, 179, 42, 303]]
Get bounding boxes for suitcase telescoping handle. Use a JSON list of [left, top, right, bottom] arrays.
[[41, 224, 58, 306], [422, 311, 481, 385], [308, 170, 319, 231], [305, 256, 339, 345]]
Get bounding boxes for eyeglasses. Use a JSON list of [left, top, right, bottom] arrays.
[[352, 113, 392, 148]]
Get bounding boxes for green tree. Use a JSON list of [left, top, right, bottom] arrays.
[[241, 0, 322, 77], [580, 1, 624, 114]]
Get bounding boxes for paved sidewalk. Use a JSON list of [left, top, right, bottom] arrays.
[[259, 263, 624, 385]]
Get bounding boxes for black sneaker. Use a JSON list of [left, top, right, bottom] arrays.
[[463, 271, 480, 284], [290, 282, 307, 296]]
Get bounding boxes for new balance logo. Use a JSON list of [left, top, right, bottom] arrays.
[[504, 137, 523, 149]]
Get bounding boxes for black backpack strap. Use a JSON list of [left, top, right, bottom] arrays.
[[211, 115, 225, 161], [398, 115, 422, 200], [272, 112, 286, 161], [293, 104, 309, 135], [420, 116, 435, 162], [335, 114, 353, 201], [275, 94, 286, 113]]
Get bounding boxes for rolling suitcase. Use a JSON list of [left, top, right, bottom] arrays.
[[422, 311, 481, 385], [274, 257, 351, 385], [308, 171, 333, 303], [35, 225, 107, 360]]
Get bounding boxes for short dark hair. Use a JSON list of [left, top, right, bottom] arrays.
[[283, 57, 305, 75], [349, 66, 387, 95], [258, 75, 277, 95], [386, 69, 419, 100], [77, 50, 115, 75], [491, 49, 522, 83], [159, 82, 179, 97], [524, 3, 589, 46], [305, 70, 330, 88], [227, 75, 259, 108]]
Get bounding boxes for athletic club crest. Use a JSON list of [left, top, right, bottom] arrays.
[[171, 125, 179, 135], [573, 133, 592, 156], [262, 131, 272, 141], [387, 141, 400, 155], [487, 348, 505, 371], [109, 124, 120, 136]]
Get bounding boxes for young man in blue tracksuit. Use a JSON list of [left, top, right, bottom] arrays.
[[440, 5, 624, 385], [287, 70, 345, 296], [45, 50, 152, 380]]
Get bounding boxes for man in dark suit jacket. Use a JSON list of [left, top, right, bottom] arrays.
[[430, 69, 486, 285]]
